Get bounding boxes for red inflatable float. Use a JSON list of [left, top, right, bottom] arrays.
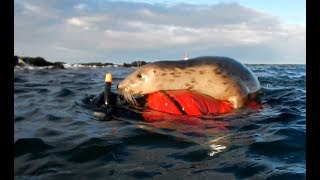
[[146, 90, 234, 116], [141, 90, 262, 124]]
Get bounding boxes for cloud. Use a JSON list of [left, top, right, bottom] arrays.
[[65, 15, 111, 30], [22, 2, 42, 14], [74, 3, 87, 10], [14, 0, 305, 64], [67, 17, 87, 26]]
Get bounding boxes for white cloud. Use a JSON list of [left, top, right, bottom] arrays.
[[138, 8, 155, 17], [74, 3, 87, 10], [65, 15, 111, 30], [14, 0, 305, 64], [15, 0, 60, 19], [67, 17, 87, 26], [22, 2, 42, 14]]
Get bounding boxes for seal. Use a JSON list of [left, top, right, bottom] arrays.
[[118, 56, 260, 108]]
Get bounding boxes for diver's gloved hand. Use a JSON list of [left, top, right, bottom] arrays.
[[90, 91, 125, 107], [90, 73, 122, 107]]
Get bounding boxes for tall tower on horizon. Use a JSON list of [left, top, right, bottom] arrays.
[[184, 53, 189, 60]]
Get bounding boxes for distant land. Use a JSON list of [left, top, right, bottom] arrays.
[[13, 56, 305, 70], [13, 55, 148, 69]]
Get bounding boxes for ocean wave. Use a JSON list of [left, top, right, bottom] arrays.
[[14, 64, 306, 179]]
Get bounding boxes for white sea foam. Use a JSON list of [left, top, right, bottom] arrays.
[[14, 61, 122, 71], [62, 63, 85, 69]]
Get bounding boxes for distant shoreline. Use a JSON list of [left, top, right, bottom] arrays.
[[13, 55, 148, 69], [13, 56, 306, 70]]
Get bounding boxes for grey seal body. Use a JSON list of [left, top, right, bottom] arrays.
[[118, 56, 260, 108]]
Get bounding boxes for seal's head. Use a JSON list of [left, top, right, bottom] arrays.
[[118, 64, 162, 106], [118, 64, 160, 95]]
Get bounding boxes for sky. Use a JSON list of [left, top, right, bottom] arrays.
[[14, 0, 306, 64]]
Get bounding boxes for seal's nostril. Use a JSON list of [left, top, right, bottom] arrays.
[[117, 84, 119, 89]]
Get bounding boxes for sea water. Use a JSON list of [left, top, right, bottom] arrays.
[[14, 64, 306, 179]]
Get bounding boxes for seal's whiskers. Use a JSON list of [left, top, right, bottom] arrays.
[[124, 94, 139, 107]]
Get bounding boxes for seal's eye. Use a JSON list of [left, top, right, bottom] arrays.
[[137, 74, 142, 78]]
